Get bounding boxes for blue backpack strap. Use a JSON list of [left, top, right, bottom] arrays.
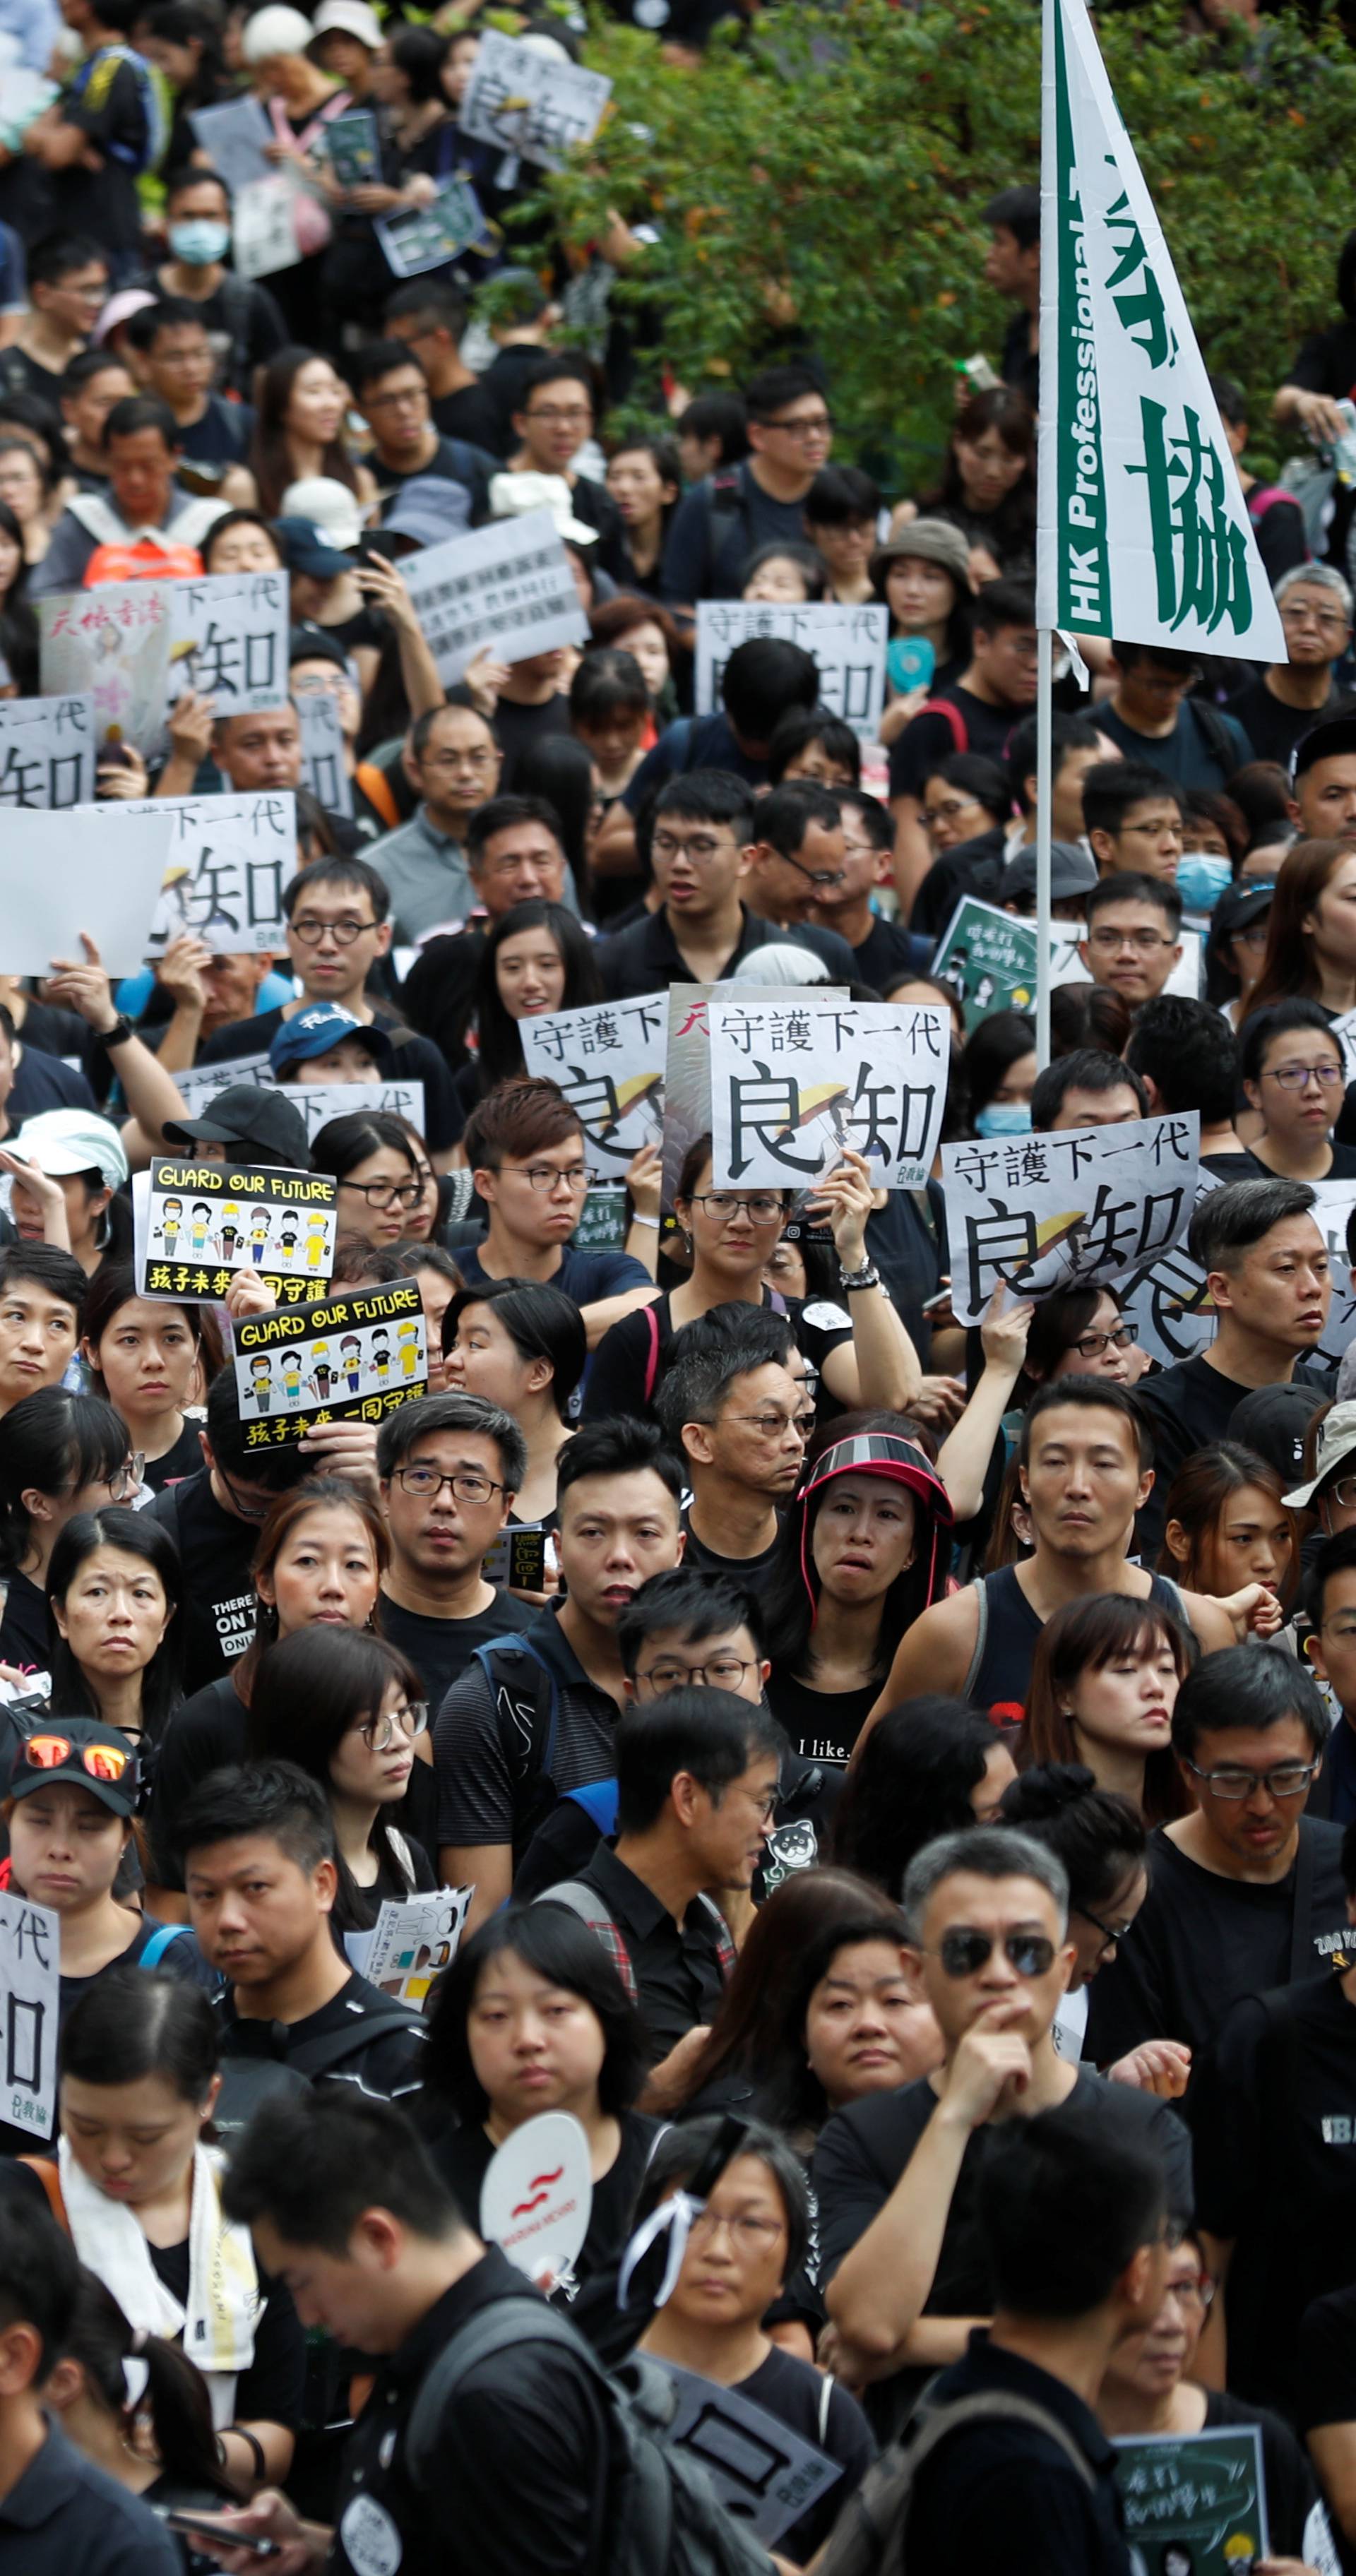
[[564, 1777, 618, 1837], [139, 1923, 189, 1969]]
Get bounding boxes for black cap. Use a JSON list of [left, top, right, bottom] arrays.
[[162, 1085, 311, 1170], [1210, 877, 1275, 941], [288, 621, 350, 673], [1293, 715, 1356, 780], [1227, 1381, 1324, 1484], [8, 1719, 138, 1815]]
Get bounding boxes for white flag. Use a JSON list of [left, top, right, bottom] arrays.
[[1037, 0, 1285, 663]]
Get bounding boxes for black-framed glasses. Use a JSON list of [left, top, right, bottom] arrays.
[[504, 1160, 597, 1192], [1074, 1902, 1135, 1955], [780, 850, 847, 890], [358, 1700, 429, 1750], [652, 831, 739, 865], [1183, 1756, 1319, 1801], [392, 1466, 505, 1503], [289, 913, 375, 946], [760, 411, 833, 440], [924, 1929, 1057, 1980], [1071, 1325, 1133, 1361], [1262, 1061, 1344, 1091], [689, 1190, 785, 1223], [725, 1409, 816, 1440], [215, 1465, 275, 1524], [339, 1178, 424, 1208], [636, 1654, 759, 1693]]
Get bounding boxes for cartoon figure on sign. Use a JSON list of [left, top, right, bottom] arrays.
[[279, 1349, 304, 1407], [304, 1213, 330, 1274], [249, 1205, 273, 1265], [188, 1201, 213, 1257], [340, 1332, 362, 1393], [310, 1342, 335, 1401], [396, 1320, 420, 1381], [216, 1201, 244, 1260], [247, 1355, 273, 1412], [155, 1195, 184, 1256], [276, 1215, 300, 1263], [370, 1330, 391, 1386], [760, 1816, 819, 1897]]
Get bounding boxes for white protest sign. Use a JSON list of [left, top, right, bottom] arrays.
[[1051, 922, 1203, 1002], [189, 93, 273, 194], [296, 693, 354, 818], [168, 1056, 427, 1149], [1333, 1008, 1356, 1088], [0, 1892, 60, 2140], [138, 791, 298, 954], [650, 2359, 843, 2548], [169, 571, 290, 715], [234, 175, 302, 281], [941, 1111, 1200, 1327], [1309, 1178, 1356, 1371], [480, 2111, 593, 2294], [521, 991, 665, 1176], [708, 996, 948, 1193], [1118, 1170, 1220, 1369], [0, 693, 96, 808], [0, 801, 174, 974], [400, 509, 587, 683], [376, 176, 485, 279], [37, 583, 173, 751], [458, 30, 610, 169], [135, 1158, 338, 1307], [696, 602, 888, 743], [661, 981, 849, 1213], [359, 1886, 473, 2008]]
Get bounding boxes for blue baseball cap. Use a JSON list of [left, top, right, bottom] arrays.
[[268, 1006, 393, 1075]]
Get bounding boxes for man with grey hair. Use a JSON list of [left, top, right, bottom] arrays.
[[1228, 561, 1356, 768], [814, 1826, 1192, 2434]]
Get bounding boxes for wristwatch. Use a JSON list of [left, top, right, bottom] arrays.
[[101, 1014, 135, 1049], [838, 1260, 881, 1293]]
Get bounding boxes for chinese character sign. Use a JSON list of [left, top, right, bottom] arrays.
[[458, 30, 611, 169], [136, 790, 298, 953], [0, 1892, 59, 2138], [134, 1159, 339, 1308], [1037, 0, 1284, 662], [38, 582, 174, 751], [296, 693, 354, 819], [0, 801, 175, 974], [1309, 1178, 1356, 1371], [400, 511, 587, 682], [709, 999, 949, 1193], [695, 603, 887, 744], [521, 992, 665, 1171], [169, 572, 290, 716], [232, 1282, 427, 1445], [933, 897, 1039, 1034], [0, 693, 95, 808], [1112, 2427, 1269, 2573], [941, 1111, 1200, 1325]]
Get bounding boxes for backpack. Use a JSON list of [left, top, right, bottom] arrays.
[[405, 2293, 769, 2576], [541, 1878, 736, 2003], [210, 2005, 423, 2137], [811, 2388, 1097, 2576], [470, 1630, 566, 1865], [914, 698, 969, 756], [699, 467, 753, 597]]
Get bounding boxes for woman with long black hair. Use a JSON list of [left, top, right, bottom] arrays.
[[453, 899, 603, 1121], [0, 1389, 134, 1674]]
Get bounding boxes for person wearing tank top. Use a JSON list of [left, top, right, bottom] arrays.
[[852, 1384, 1285, 1752]]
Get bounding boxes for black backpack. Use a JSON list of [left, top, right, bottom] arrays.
[[406, 2294, 770, 2576], [812, 2388, 1097, 2576], [211, 2006, 423, 2137]]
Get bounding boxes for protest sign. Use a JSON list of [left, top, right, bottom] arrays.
[[140, 789, 298, 953], [521, 991, 665, 1176], [941, 1111, 1200, 1326], [1051, 923, 1203, 1002], [481, 1525, 551, 1592], [399, 510, 587, 682], [168, 571, 290, 715], [650, 2360, 843, 2548], [1112, 2426, 1269, 2574], [933, 897, 1039, 1032], [234, 175, 305, 281], [296, 693, 354, 818], [376, 177, 486, 278], [1309, 1177, 1356, 1370], [661, 981, 849, 1214], [709, 996, 949, 1192], [695, 602, 887, 742], [0, 693, 96, 808], [1333, 1008, 1356, 1087], [167, 1056, 427, 1150], [232, 1281, 427, 1446], [458, 30, 610, 169], [38, 583, 173, 750], [0, 801, 174, 974], [135, 1159, 338, 1308], [571, 1186, 629, 1252], [189, 94, 273, 195], [480, 2112, 593, 2294], [0, 1891, 59, 2141], [355, 1886, 474, 2006], [324, 108, 380, 184]]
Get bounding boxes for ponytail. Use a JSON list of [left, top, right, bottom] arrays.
[[62, 2267, 234, 2496]]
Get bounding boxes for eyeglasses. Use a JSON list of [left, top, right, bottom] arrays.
[[215, 1465, 275, 1524], [1280, 604, 1349, 631], [652, 832, 739, 865], [761, 412, 833, 440], [637, 1654, 759, 1693], [504, 1160, 597, 1192], [1262, 1061, 1344, 1090], [358, 1700, 429, 1751], [107, 1453, 145, 1502], [689, 1191, 785, 1224], [339, 1178, 424, 1208], [525, 403, 592, 427], [1237, 922, 1271, 950], [923, 1929, 1058, 1979], [685, 2207, 786, 2253], [391, 1465, 505, 1503], [290, 672, 352, 700], [924, 796, 982, 827], [1071, 1325, 1133, 1361], [1321, 1479, 1356, 1516], [364, 384, 428, 412], [423, 748, 497, 773], [1087, 927, 1176, 953], [725, 1409, 816, 1441], [1074, 1902, 1136, 1955], [1183, 1757, 1320, 1801], [20, 1733, 133, 1782], [1165, 2271, 1216, 2312], [779, 850, 847, 890], [290, 913, 375, 946]]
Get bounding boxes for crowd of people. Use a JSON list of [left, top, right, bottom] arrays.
[[0, 8, 1354, 2575]]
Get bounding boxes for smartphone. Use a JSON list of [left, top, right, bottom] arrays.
[[165, 2511, 280, 2558], [922, 1283, 953, 1316]]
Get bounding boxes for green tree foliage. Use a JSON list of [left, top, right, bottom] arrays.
[[538, 0, 1356, 487]]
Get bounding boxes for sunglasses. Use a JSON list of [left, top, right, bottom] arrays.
[[924, 1929, 1058, 1979], [20, 1733, 133, 1784]]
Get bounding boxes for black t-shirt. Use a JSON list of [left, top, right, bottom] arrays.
[[812, 2066, 1193, 2436], [375, 434, 493, 516], [1083, 1818, 1350, 2068], [214, 1969, 425, 2107], [888, 688, 1021, 802], [197, 1002, 460, 1154], [149, 2233, 306, 2430], [379, 1588, 537, 1718], [1189, 1972, 1356, 2415], [765, 1669, 879, 1767], [1092, 696, 1254, 792], [582, 1287, 852, 1428], [142, 1417, 206, 1496], [148, 1673, 246, 1890], [852, 912, 924, 993], [906, 2334, 1132, 2576], [660, 460, 816, 605], [732, 2345, 874, 2560], [679, 1511, 782, 1597], [147, 1469, 258, 1693], [431, 378, 505, 451], [1226, 676, 1356, 768], [176, 393, 254, 474], [1134, 1352, 1333, 1562], [0, 1566, 48, 1674], [490, 691, 573, 793], [431, 2110, 659, 2363], [49, 48, 150, 252]]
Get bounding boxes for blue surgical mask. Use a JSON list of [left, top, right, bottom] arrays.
[[169, 219, 230, 266], [1176, 851, 1232, 914], [974, 1102, 1033, 1138]]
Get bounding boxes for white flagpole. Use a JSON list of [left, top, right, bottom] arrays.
[[1035, 626, 1052, 1068]]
